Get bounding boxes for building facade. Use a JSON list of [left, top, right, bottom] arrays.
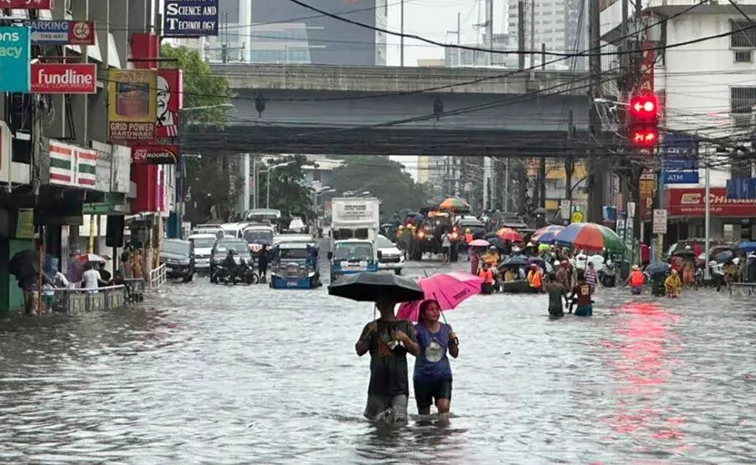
[[0, 0, 172, 312], [601, 0, 756, 241], [207, 0, 387, 65]]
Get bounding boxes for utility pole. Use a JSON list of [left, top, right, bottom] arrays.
[[486, 0, 494, 65], [530, 0, 536, 67], [518, 1, 526, 70], [565, 110, 575, 203], [447, 12, 461, 65], [586, 0, 604, 223], [400, 0, 405, 67]]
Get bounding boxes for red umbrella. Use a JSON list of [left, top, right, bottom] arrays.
[[496, 227, 522, 242]]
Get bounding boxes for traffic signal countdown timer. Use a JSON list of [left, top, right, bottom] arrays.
[[628, 94, 659, 149]]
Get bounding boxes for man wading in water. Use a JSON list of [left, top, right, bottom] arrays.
[[356, 294, 420, 423]]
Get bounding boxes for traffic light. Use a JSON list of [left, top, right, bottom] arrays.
[[628, 94, 659, 149]]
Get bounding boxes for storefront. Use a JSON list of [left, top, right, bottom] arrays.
[[665, 187, 756, 243]]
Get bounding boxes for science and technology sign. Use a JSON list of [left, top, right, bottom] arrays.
[[163, 0, 219, 38], [0, 27, 31, 93]]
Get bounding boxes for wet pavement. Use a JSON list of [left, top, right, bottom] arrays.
[[0, 258, 755, 464]]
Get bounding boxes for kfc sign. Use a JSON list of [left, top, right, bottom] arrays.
[[31, 63, 97, 94], [666, 187, 756, 217]]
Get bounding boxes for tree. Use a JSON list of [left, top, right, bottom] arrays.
[[328, 156, 430, 219], [258, 155, 315, 220], [160, 45, 236, 223]]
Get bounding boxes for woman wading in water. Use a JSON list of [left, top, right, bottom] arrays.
[[413, 300, 459, 416]]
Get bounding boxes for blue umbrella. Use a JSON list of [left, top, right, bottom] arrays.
[[738, 242, 756, 253]]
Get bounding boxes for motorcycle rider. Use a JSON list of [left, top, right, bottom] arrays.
[[223, 249, 238, 277]]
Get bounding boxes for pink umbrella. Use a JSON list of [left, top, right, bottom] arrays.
[[468, 239, 490, 247], [397, 271, 483, 322]]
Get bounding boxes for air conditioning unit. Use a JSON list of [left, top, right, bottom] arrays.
[[735, 50, 752, 63]]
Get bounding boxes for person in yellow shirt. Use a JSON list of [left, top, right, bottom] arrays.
[[503, 267, 517, 282], [664, 269, 682, 298], [482, 246, 499, 267]]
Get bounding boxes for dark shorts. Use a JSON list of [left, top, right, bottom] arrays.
[[631, 285, 642, 295], [364, 394, 408, 422], [414, 378, 452, 409], [575, 305, 593, 317]]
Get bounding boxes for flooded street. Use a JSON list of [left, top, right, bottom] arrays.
[[1, 261, 755, 464]]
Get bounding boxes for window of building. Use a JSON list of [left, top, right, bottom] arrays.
[[731, 86, 756, 127], [731, 20, 756, 48]]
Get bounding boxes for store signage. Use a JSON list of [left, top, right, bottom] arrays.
[[31, 63, 97, 94], [23, 20, 95, 45], [666, 187, 756, 217], [163, 0, 219, 37], [0, 0, 54, 9], [156, 69, 183, 138], [107, 69, 157, 141], [0, 27, 31, 93], [132, 145, 180, 165], [662, 133, 699, 184], [652, 209, 667, 234]]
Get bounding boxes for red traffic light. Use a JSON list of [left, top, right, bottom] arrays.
[[631, 128, 658, 148], [629, 94, 659, 122]]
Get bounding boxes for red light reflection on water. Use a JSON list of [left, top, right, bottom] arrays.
[[600, 302, 686, 446]]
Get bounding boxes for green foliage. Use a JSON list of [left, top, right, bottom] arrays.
[[160, 44, 229, 125], [328, 156, 430, 219], [259, 155, 315, 220]]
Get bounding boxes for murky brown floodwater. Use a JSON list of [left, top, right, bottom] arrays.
[[0, 261, 755, 464]]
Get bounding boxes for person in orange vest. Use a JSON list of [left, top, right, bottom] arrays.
[[464, 229, 474, 261], [478, 262, 494, 294], [626, 264, 646, 295], [527, 264, 543, 291]]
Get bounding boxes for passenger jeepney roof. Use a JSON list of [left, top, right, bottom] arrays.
[[276, 242, 311, 249]]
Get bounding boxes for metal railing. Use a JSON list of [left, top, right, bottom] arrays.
[[149, 264, 167, 289], [729, 282, 756, 296], [49, 286, 126, 314]]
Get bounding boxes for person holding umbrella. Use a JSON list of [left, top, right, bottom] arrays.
[[413, 299, 458, 416], [355, 294, 420, 423]]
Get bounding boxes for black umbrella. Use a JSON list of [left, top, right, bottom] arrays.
[[328, 272, 425, 303], [8, 249, 38, 277], [503, 256, 529, 267], [645, 262, 670, 275]]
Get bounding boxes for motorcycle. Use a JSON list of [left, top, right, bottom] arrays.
[[599, 262, 616, 287], [239, 261, 260, 285], [211, 264, 239, 285]]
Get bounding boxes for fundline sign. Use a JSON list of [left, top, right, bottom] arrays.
[[31, 63, 97, 94]]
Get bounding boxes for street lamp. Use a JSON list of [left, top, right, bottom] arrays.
[[261, 161, 294, 209]]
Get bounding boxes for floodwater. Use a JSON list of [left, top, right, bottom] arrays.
[[0, 261, 755, 464]]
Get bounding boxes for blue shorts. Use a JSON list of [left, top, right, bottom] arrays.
[[575, 305, 593, 317], [631, 286, 642, 295]]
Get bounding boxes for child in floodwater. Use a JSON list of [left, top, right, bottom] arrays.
[[356, 295, 420, 423], [413, 300, 459, 416], [569, 270, 593, 316], [627, 264, 645, 295], [665, 269, 682, 298]]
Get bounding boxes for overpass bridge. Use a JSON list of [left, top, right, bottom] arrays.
[[183, 64, 606, 157]]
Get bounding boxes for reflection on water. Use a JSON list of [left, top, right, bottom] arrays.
[[0, 271, 755, 464]]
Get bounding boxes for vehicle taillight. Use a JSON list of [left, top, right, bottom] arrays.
[[418, 232, 425, 238], [451, 232, 459, 240]]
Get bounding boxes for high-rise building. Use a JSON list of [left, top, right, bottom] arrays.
[[205, 0, 387, 65], [506, 0, 588, 70]]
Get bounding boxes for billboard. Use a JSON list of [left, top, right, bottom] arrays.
[[666, 187, 756, 217], [1, 0, 54, 8], [31, 63, 97, 94], [23, 20, 95, 46], [163, 0, 219, 37], [156, 69, 183, 138], [107, 69, 157, 141], [0, 27, 31, 93], [131, 145, 180, 165]]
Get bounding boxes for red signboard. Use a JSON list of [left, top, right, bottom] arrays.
[[132, 145, 179, 165], [0, 0, 54, 8], [666, 187, 756, 217], [31, 63, 97, 94], [68, 21, 96, 45]]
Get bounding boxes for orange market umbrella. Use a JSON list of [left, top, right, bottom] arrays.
[[496, 227, 523, 242], [438, 197, 471, 212]]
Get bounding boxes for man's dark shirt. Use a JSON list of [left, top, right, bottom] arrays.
[[360, 319, 418, 397]]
